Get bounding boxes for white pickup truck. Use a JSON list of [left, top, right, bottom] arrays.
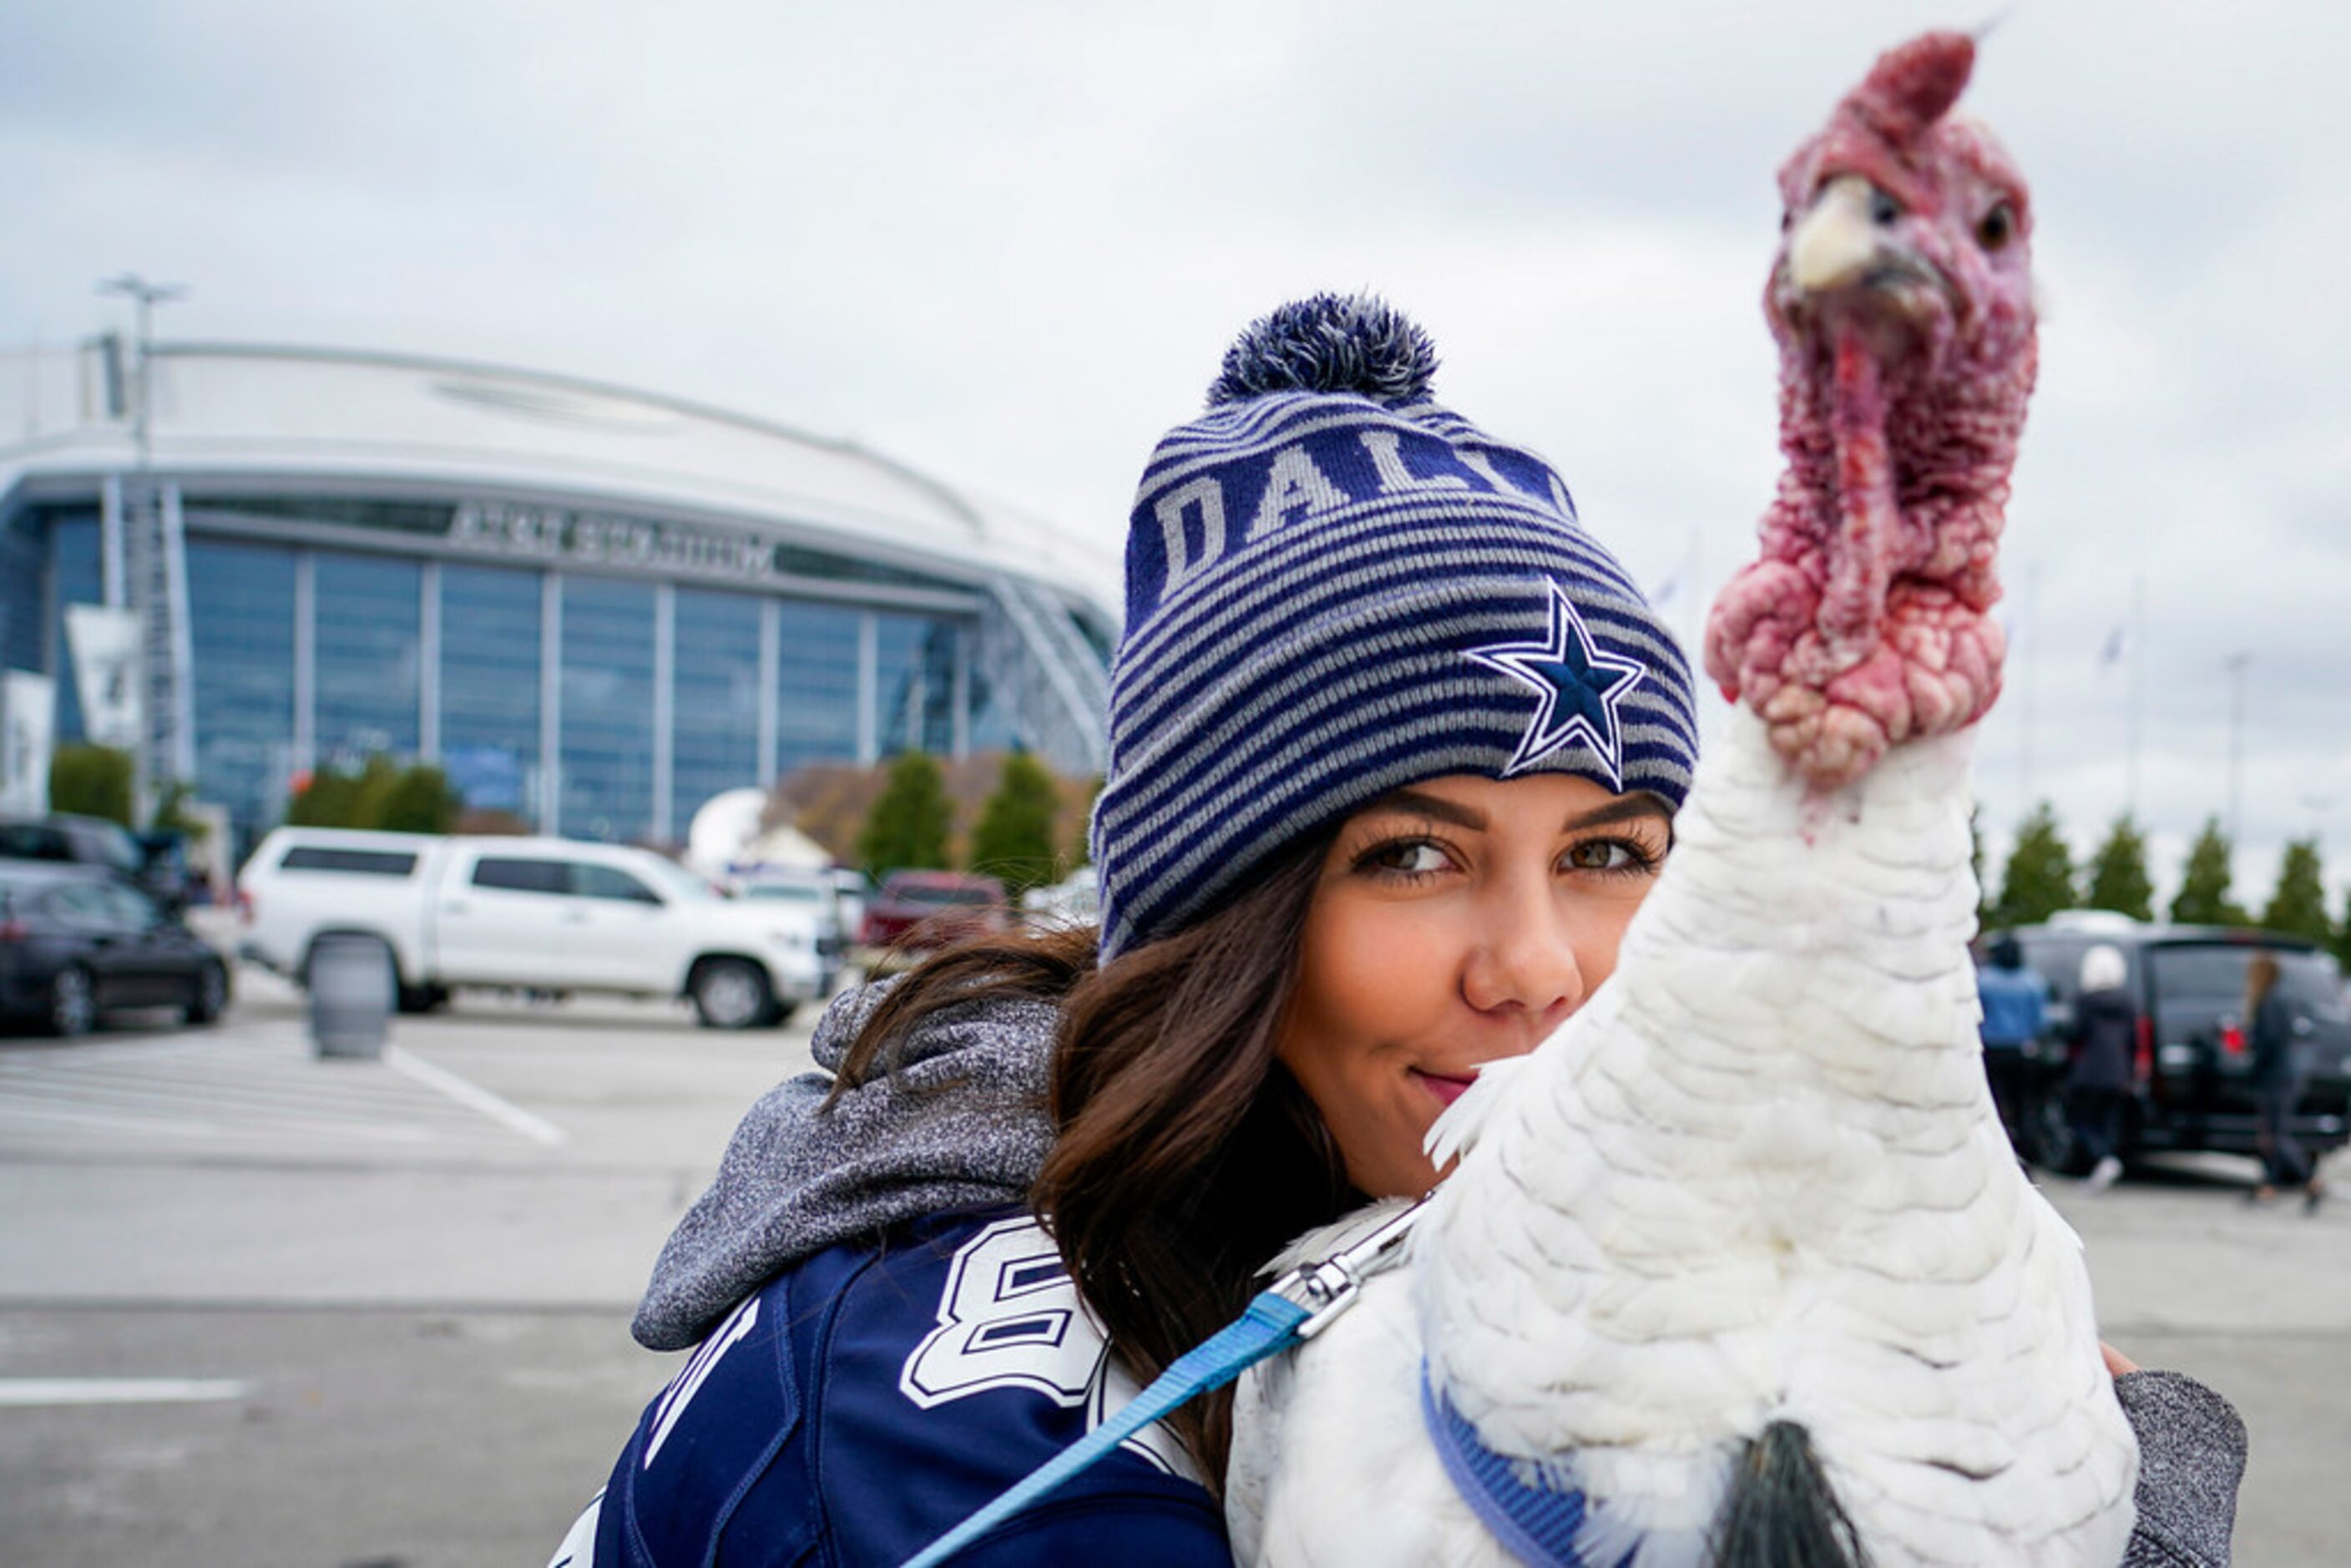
[[235, 827, 826, 1028]]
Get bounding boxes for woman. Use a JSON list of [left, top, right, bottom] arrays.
[[2246, 952, 2324, 1210], [2067, 943, 2140, 1192], [556, 297, 2243, 1567]]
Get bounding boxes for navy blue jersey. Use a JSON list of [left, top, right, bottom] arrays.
[[555, 1207, 1230, 1567]]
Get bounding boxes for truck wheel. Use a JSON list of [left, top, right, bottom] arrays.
[[185, 960, 230, 1025], [396, 984, 449, 1015], [690, 959, 775, 1030], [48, 965, 97, 1038]]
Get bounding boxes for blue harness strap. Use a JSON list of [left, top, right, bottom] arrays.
[[898, 1292, 1307, 1567], [899, 1198, 1428, 1567], [1421, 1370, 1632, 1568]]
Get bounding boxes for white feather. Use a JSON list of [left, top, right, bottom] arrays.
[[1423, 1052, 1534, 1171]]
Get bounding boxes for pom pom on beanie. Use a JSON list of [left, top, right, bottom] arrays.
[[1207, 293, 1439, 409]]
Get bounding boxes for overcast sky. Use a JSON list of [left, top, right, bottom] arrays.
[[3, 1, 2343, 913]]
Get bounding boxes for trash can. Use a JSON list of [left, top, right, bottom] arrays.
[[309, 933, 393, 1060]]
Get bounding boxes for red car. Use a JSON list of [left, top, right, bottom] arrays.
[[858, 871, 1011, 957]]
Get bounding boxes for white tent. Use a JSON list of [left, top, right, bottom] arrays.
[[685, 788, 832, 877]]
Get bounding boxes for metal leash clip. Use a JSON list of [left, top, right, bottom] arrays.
[[1267, 1195, 1431, 1339]]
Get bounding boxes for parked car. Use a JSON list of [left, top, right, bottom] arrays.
[[1020, 866, 1099, 930], [0, 812, 189, 913], [857, 871, 1011, 964], [0, 862, 230, 1036], [236, 827, 826, 1029], [1988, 913, 2351, 1169], [828, 868, 874, 946], [731, 867, 848, 993]]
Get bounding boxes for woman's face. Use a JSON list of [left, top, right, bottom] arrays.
[[1275, 771, 1671, 1200]]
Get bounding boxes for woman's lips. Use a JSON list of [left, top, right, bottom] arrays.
[[1412, 1068, 1480, 1107]]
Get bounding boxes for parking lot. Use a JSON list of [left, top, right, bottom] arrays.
[[3, 957, 2348, 1565]]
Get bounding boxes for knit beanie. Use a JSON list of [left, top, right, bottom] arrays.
[[1090, 295, 1699, 961]]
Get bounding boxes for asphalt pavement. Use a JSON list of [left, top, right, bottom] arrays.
[[1, 946, 2345, 1565], [0, 948, 811, 1568]]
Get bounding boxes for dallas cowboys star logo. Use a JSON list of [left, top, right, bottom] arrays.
[[1466, 580, 1646, 784]]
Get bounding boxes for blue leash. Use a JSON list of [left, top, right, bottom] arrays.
[[899, 1198, 1427, 1568]]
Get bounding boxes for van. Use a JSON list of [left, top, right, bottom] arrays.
[[1989, 915, 2351, 1169]]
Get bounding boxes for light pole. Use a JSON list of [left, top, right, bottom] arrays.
[[97, 274, 185, 458], [94, 273, 187, 816], [2126, 573, 2145, 820], [2224, 650, 2251, 845], [2020, 562, 2040, 807]]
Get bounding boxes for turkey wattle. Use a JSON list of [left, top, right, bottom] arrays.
[[1226, 32, 2139, 1568]]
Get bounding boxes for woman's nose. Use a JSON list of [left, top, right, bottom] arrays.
[[1460, 883, 1586, 1022]]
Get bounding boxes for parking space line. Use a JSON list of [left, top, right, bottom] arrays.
[[0, 1062, 488, 1121], [0, 1098, 230, 1138], [0, 1086, 444, 1143], [0, 1378, 252, 1407], [0, 1030, 561, 1150], [0, 1037, 219, 1070], [382, 1046, 568, 1146]]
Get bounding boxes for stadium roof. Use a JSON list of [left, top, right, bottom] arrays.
[[0, 336, 1118, 615]]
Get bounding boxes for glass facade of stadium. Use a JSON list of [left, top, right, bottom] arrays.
[[3, 491, 1105, 847]]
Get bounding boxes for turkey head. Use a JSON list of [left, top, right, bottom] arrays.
[[1705, 29, 2035, 790]]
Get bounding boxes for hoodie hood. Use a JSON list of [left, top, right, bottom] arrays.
[[631, 979, 1059, 1350]]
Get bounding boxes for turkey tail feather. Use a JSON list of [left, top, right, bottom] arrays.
[[1711, 1421, 1872, 1568]]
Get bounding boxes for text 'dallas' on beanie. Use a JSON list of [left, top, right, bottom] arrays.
[[1090, 295, 1700, 961]]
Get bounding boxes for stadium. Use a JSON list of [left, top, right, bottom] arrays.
[[0, 334, 1116, 852]]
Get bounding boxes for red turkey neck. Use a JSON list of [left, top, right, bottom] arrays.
[[1818, 322, 1894, 669]]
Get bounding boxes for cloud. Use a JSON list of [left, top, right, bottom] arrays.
[[2, 0, 2344, 907]]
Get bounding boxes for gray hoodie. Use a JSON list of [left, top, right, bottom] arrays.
[[633, 984, 2247, 1564], [632, 979, 1059, 1353]]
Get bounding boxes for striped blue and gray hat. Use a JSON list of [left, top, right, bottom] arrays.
[[1090, 295, 1699, 961]]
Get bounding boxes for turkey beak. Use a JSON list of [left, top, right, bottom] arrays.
[[1787, 175, 1883, 296]]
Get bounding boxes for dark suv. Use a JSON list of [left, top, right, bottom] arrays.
[[0, 813, 187, 913], [1989, 914, 2351, 1169]]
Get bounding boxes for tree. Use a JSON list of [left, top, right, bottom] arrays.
[[2260, 837, 2332, 944], [967, 751, 1060, 896], [370, 765, 461, 835], [2336, 888, 2351, 974], [1969, 805, 1990, 928], [1067, 774, 1104, 872], [1991, 802, 2075, 928], [284, 756, 461, 832], [286, 763, 367, 827], [857, 751, 953, 878], [147, 778, 211, 843], [2082, 814, 2156, 921], [48, 744, 134, 826], [2169, 817, 2249, 926]]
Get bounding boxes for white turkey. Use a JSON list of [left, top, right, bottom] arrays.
[[1226, 31, 2141, 1567]]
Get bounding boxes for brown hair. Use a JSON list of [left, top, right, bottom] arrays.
[[2243, 951, 2282, 1021], [831, 829, 1351, 1491]]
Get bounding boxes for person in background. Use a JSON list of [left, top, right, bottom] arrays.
[[1975, 933, 2047, 1150], [2065, 943, 2136, 1192], [2245, 951, 2325, 1211]]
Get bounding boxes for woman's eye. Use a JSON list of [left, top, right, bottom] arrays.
[[1563, 837, 1654, 873], [1368, 839, 1449, 876]]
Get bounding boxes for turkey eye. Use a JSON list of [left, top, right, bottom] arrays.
[[1978, 202, 2015, 250], [1868, 190, 1902, 225]]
